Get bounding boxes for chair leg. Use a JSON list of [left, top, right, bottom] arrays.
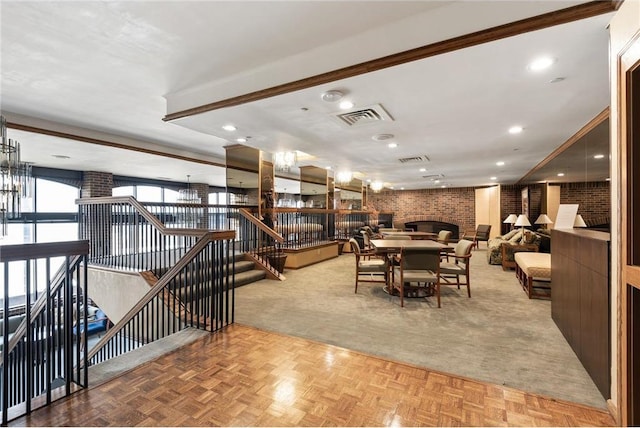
[[436, 281, 441, 308], [354, 266, 358, 293]]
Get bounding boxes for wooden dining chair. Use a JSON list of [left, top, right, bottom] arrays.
[[392, 247, 441, 307], [349, 238, 387, 293], [439, 239, 474, 298]]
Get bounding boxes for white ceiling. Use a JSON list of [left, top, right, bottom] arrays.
[[0, 1, 613, 190]]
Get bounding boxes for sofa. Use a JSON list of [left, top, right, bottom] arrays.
[[487, 228, 551, 265]]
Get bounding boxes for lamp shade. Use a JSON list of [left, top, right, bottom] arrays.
[[503, 214, 518, 224], [535, 214, 553, 225], [573, 214, 587, 228], [514, 214, 531, 227]]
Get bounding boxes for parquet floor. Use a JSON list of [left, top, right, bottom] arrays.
[[11, 324, 614, 427]]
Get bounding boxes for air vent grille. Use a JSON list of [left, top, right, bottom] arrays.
[[398, 155, 430, 163], [422, 174, 444, 179], [333, 104, 393, 127]]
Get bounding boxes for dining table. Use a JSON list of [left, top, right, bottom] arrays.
[[380, 231, 438, 240], [370, 239, 452, 296]]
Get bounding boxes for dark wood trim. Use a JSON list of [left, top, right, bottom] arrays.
[[0, 240, 89, 262], [517, 107, 610, 184], [6, 122, 226, 168], [163, 1, 616, 122]]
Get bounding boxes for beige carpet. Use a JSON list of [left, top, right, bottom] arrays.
[[234, 248, 607, 409]]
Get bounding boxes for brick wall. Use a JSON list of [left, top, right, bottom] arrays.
[[81, 171, 113, 198], [367, 187, 476, 232], [560, 181, 611, 222], [190, 183, 209, 205], [368, 181, 610, 235]]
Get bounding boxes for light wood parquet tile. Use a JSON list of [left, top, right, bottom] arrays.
[[10, 323, 614, 427]]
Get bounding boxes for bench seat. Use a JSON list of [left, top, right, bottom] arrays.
[[514, 252, 551, 299]]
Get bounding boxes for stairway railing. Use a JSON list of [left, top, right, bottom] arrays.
[[0, 240, 89, 424], [237, 208, 284, 277]]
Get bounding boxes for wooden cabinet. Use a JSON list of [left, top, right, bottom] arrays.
[[551, 229, 610, 399]]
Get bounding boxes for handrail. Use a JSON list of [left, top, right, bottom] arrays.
[[0, 240, 89, 262], [238, 208, 284, 243], [85, 230, 235, 362], [76, 196, 220, 237]]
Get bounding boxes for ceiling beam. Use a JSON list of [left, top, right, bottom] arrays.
[[164, 1, 617, 122], [516, 107, 610, 185], [7, 122, 226, 168]]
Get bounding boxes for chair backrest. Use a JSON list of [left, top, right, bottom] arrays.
[[437, 230, 452, 243], [454, 239, 474, 263], [349, 238, 362, 255], [401, 248, 440, 272], [361, 230, 372, 247], [476, 224, 492, 239]]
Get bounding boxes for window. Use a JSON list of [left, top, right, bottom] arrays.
[[36, 178, 79, 212]]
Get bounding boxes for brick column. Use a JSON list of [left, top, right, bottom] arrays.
[[189, 183, 209, 205], [81, 171, 113, 198]]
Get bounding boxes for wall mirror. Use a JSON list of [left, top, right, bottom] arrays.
[[300, 166, 328, 208], [274, 176, 301, 207], [225, 144, 260, 205]]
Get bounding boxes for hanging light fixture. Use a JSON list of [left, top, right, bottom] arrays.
[[370, 181, 384, 193], [1, 115, 32, 237], [273, 151, 297, 172], [335, 170, 353, 185], [177, 175, 201, 204]]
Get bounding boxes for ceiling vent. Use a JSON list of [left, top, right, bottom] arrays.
[[398, 155, 430, 163], [333, 104, 393, 127], [423, 174, 444, 180]]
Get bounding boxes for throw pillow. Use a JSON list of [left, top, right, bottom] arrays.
[[503, 229, 520, 240], [508, 230, 524, 243]]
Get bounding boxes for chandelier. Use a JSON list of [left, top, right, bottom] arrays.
[[274, 151, 297, 172], [335, 170, 353, 185], [1, 115, 32, 237], [370, 181, 384, 193], [177, 175, 201, 204]]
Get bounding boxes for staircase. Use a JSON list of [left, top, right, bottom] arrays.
[[234, 258, 267, 287]]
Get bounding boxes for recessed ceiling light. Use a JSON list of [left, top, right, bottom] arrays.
[[325, 166, 331, 170], [222, 124, 236, 131], [366, 179, 372, 182], [594, 154, 605, 159], [434, 180, 440, 184], [339, 100, 354, 110], [387, 143, 398, 148], [490, 176, 497, 180], [400, 187, 405, 190], [321, 90, 343, 102], [528, 56, 555, 72], [419, 168, 426, 172], [372, 133, 394, 141], [509, 126, 523, 134], [557, 172, 565, 177], [441, 185, 446, 188], [496, 161, 505, 166], [236, 138, 247, 143]]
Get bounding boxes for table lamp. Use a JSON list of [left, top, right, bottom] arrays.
[[535, 214, 553, 229], [514, 214, 531, 243], [503, 214, 518, 230], [573, 214, 587, 228]]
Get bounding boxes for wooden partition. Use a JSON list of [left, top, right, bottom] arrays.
[[551, 228, 611, 399]]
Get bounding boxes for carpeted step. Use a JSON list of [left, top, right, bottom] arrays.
[[234, 260, 256, 274], [234, 269, 266, 288]]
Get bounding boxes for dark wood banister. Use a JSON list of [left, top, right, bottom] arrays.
[[76, 196, 231, 237], [238, 208, 284, 243], [85, 230, 235, 363]]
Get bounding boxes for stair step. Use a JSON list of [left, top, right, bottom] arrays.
[[234, 260, 256, 274], [234, 269, 266, 288]]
